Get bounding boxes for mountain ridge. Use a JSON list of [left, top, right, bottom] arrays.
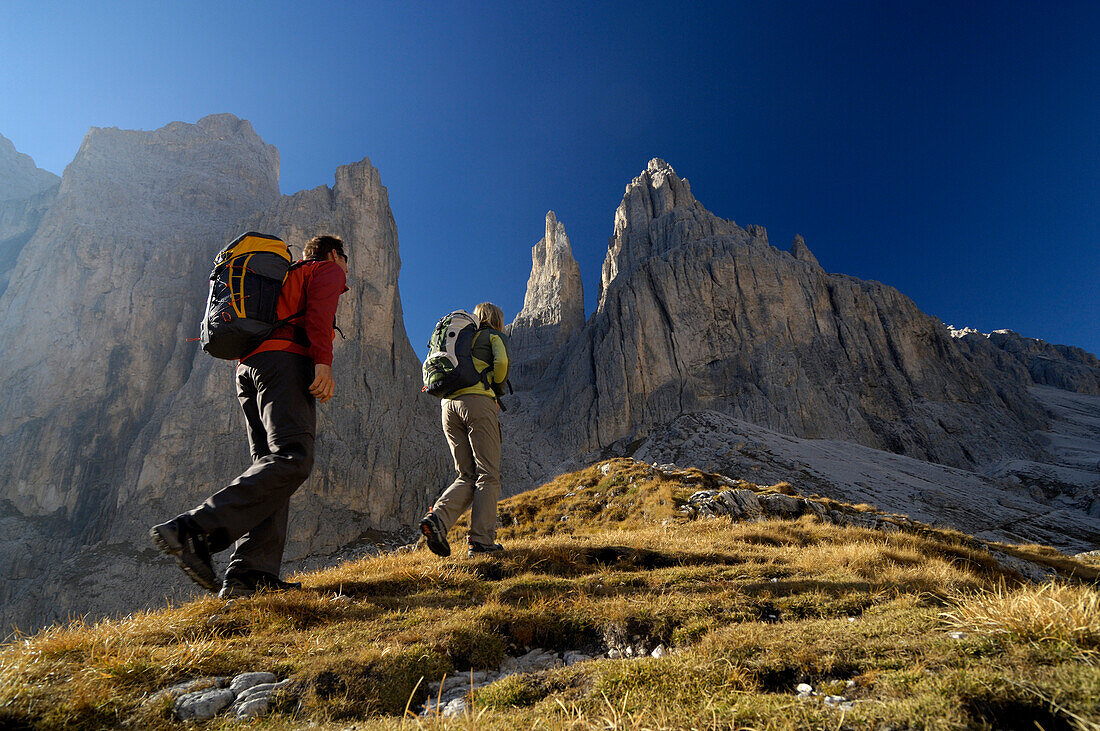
[[0, 121, 1095, 636]]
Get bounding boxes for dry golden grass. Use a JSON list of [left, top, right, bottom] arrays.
[[944, 582, 1100, 660], [1, 459, 1097, 730]]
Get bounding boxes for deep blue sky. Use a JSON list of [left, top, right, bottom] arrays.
[[3, 1, 1098, 357]]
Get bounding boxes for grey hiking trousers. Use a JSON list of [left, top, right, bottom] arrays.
[[186, 350, 316, 578], [430, 394, 502, 545]]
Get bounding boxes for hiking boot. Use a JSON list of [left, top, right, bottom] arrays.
[[467, 541, 504, 557], [219, 574, 257, 599], [219, 571, 301, 599], [150, 519, 219, 592], [419, 512, 451, 557]]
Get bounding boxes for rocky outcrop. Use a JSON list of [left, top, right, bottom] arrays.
[[0, 185, 57, 298], [506, 211, 585, 386], [633, 407, 1098, 552], [0, 133, 59, 202], [0, 136, 60, 297], [790, 234, 821, 268], [0, 116, 445, 633], [513, 159, 1047, 475], [0, 114, 282, 532], [950, 326, 1100, 396], [599, 158, 739, 306]]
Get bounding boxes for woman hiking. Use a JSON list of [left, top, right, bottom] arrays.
[[420, 302, 510, 557]]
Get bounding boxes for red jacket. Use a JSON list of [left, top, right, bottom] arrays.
[[241, 259, 348, 366]]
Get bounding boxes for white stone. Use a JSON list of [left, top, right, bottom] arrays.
[[143, 677, 227, 707], [795, 683, 813, 695], [233, 680, 288, 705], [442, 697, 468, 717], [235, 696, 272, 719], [174, 688, 235, 721], [229, 671, 276, 695]]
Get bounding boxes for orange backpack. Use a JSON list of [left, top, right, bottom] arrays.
[[199, 232, 302, 359]]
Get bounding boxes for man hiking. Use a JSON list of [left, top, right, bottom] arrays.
[[420, 302, 510, 558], [151, 234, 350, 598]]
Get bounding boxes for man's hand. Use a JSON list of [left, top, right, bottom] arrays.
[[309, 364, 336, 403]]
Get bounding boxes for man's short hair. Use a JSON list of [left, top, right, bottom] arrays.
[[303, 235, 345, 261]]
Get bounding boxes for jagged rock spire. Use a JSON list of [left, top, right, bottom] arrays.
[[790, 234, 821, 268], [517, 211, 584, 330], [507, 211, 585, 385]]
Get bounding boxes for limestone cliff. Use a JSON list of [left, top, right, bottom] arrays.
[[0, 116, 445, 633], [506, 211, 585, 386], [508, 160, 1082, 484], [950, 326, 1100, 396], [0, 115, 281, 531], [0, 136, 60, 297], [117, 159, 447, 560], [0, 133, 59, 202], [499, 159, 1097, 552]]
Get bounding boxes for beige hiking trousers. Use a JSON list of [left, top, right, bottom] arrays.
[[430, 394, 501, 544]]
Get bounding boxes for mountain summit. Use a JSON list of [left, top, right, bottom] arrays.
[[0, 133, 59, 202]]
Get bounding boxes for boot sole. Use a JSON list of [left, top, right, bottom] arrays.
[[150, 526, 219, 593], [420, 521, 451, 557]]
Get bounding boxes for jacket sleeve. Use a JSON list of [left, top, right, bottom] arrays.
[[303, 261, 347, 366], [489, 332, 509, 385]]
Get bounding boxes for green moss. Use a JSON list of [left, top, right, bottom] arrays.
[[441, 626, 506, 670], [299, 647, 450, 719], [475, 673, 547, 708]]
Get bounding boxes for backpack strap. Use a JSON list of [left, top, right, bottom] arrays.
[[472, 329, 495, 390], [264, 260, 312, 345]]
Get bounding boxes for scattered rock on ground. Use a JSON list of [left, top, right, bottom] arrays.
[[160, 671, 288, 722], [421, 645, 663, 715], [143, 676, 227, 708], [229, 671, 277, 695], [174, 688, 235, 721]]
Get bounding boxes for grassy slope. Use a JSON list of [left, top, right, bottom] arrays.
[[0, 459, 1097, 730]]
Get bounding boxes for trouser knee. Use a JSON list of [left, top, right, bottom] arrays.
[[288, 451, 314, 483]]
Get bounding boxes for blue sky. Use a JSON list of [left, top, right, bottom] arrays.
[[2, 1, 1098, 358]]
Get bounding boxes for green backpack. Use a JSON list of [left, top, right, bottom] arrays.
[[421, 310, 487, 398]]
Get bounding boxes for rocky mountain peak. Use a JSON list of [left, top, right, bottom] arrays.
[[69, 115, 280, 210], [0, 134, 60, 202], [599, 159, 738, 308], [790, 234, 821, 268], [507, 211, 585, 385]]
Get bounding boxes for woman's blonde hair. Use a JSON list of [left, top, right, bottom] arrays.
[[473, 302, 504, 331]]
